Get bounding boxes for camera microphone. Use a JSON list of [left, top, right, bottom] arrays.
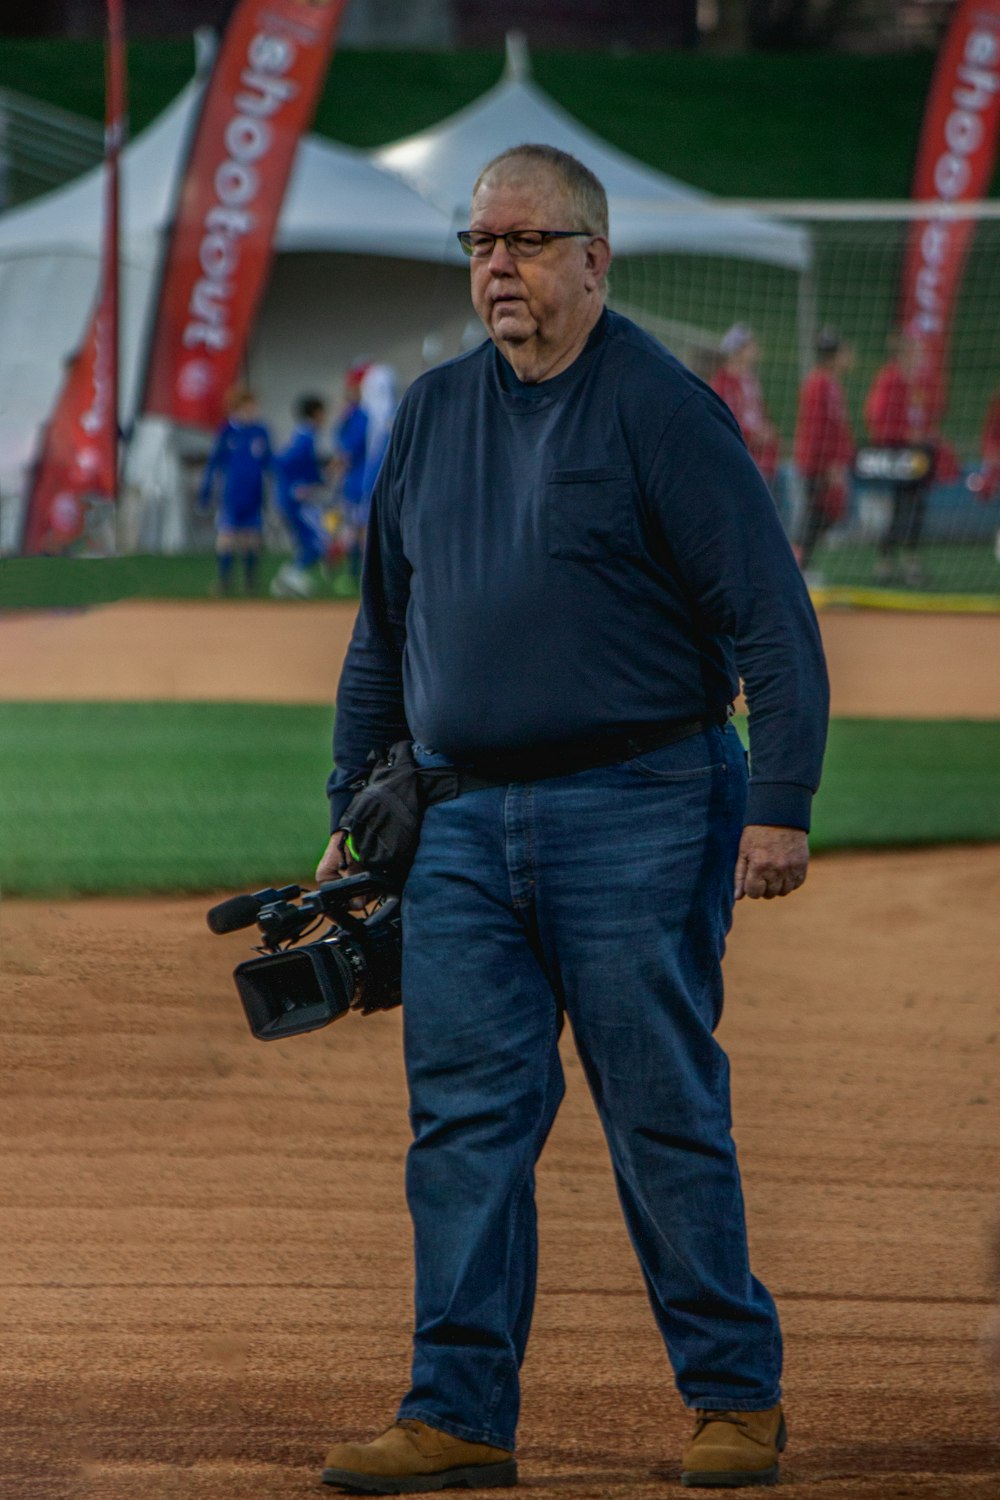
[[206, 885, 301, 935]]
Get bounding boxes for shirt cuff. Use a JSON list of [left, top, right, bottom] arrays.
[[745, 781, 814, 832], [328, 787, 354, 832]]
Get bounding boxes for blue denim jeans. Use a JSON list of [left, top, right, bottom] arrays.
[[396, 725, 781, 1450]]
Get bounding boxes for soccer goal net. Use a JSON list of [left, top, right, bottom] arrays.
[[609, 202, 1000, 608]]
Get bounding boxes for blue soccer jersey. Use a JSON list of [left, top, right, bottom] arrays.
[[200, 419, 273, 530]]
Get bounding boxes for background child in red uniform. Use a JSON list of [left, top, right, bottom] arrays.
[[968, 386, 1000, 564], [711, 323, 780, 491], [863, 334, 939, 587], [793, 327, 854, 583], [968, 386, 1000, 502]]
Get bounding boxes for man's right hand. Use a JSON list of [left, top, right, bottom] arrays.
[[316, 830, 359, 884]]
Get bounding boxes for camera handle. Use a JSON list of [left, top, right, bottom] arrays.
[[255, 872, 395, 950]]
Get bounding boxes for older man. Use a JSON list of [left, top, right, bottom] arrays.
[[318, 145, 828, 1492]]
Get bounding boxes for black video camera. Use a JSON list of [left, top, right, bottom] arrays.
[[206, 873, 401, 1041]]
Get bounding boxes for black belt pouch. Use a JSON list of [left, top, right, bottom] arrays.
[[339, 741, 460, 887]]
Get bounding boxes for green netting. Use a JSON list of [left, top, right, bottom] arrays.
[[612, 210, 1000, 602]]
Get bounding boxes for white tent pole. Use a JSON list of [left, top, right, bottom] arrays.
[[504, 31, 531, 82]]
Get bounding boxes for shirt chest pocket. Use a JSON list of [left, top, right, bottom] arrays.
[[546, 466, 640, 562]]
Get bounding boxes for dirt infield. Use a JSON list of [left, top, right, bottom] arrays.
[[2, 599, 1000, 715], [2, 847, 998, 1499], [1, 600, 998, 1497]]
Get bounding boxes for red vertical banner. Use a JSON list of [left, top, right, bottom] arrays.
[[20, 0, 126, 556], [898, 0, 1000, 428], [140, 0, 348, 430]]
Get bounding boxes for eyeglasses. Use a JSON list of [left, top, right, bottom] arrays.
[[456, 229, 592, 259]]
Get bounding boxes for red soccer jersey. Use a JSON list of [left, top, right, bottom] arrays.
[[864, 359, 945, 445], [982, 389, 1000, 465], [864, 361, 912, 444], [710, 366, 779, 482], [794, 367, 853, 477]]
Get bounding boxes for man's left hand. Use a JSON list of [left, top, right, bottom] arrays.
[[734, 825, 809, 901]]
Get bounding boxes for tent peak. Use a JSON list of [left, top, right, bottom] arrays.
[[503, 31, 531, 84], [193, 26, 218, 78]]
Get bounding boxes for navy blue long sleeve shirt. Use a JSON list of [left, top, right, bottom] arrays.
[[329, 309, 829, 831]]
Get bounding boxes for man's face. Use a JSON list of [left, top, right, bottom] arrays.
[[468, 169, 599, 361]]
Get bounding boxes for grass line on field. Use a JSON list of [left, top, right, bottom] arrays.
[[0, 554, 361, 609], [1, 704, 998, 896], [2, 547, 998, 614]]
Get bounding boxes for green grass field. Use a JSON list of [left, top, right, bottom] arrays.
[[1, 703, 997, 896], [3, 545, 999, 611], [0, 703, 334, 896], [0, 554, 361, 609], [814, 543, 1000, 596]]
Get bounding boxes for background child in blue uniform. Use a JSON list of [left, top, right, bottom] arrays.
[[331, 363, 370, 593], [271, 394, 330, 599], [198, 385, 273, 596], [332, 362, 397, 592]]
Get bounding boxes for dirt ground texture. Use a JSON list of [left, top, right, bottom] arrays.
[[1, 602, 999, 1498], [1, 599, 998, 716]]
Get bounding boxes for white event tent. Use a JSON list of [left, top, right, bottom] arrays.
[[0, 36, 809, 550], [0, 75, 459, 545], [375, 34, 808, 269]]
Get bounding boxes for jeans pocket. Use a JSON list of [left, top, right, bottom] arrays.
[[546, 466, 639, 560], [623, 728, 727, 782]]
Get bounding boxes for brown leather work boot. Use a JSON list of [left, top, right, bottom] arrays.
[[680, 1404, 787, 1488], [321, 1417, 517, 1493]]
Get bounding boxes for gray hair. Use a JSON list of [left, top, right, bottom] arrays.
[[472, 144, 609, 239]]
